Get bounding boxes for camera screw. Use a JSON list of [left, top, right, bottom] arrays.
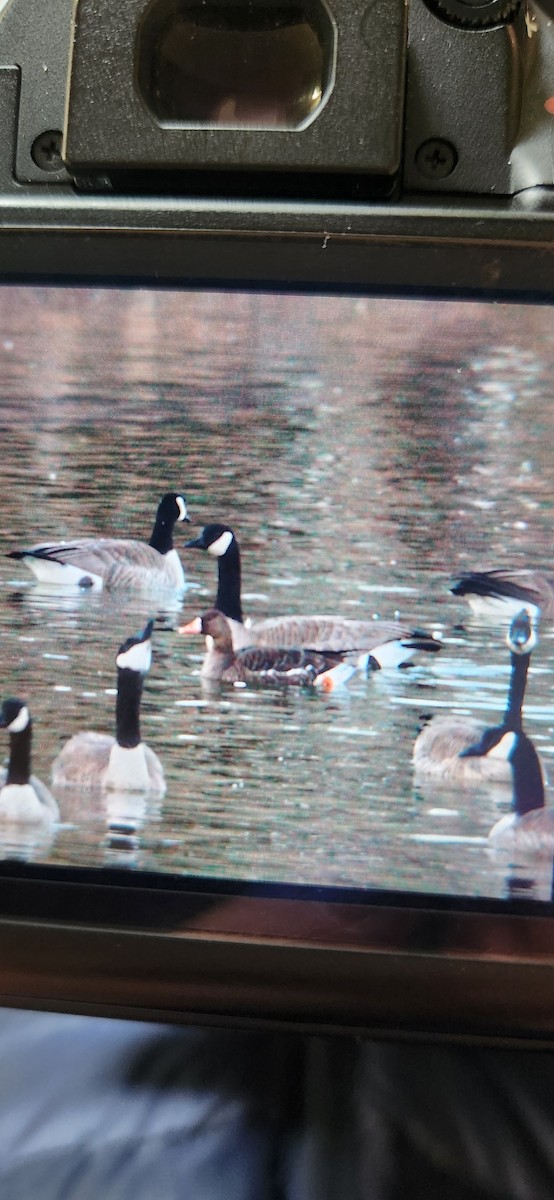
[[31, 130, 64, 173], [415, 139, 458, 180]]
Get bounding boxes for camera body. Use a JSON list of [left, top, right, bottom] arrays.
[[0, 0, 552, 295]]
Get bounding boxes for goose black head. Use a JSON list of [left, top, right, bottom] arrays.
[[185, 524, 236, 557], [116, 620, 154, 674], [507, 608, 537, 656], [0, 698, 31, 733], [157, 493, 190, 525]]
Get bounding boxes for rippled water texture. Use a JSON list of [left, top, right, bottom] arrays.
[[1, 288, 554, 901]]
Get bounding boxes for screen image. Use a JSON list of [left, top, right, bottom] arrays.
[[0, 287, 553, 904]]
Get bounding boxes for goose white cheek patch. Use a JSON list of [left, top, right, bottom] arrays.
[[487, 730, 517, 761], [208, 531, 234, 557], [176, 496, 188, 522], [116, 639, 152, 673], [509, 628, 537, 656], [7, 705, 30, 733]]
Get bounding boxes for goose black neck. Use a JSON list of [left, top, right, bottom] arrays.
[[512, 734, 545, 816], [149, 512, 174, 555], [502, 651, 530, 732], [116, 669, 143, 748], [216, 540, 243, 623], [7, 722, 32, 785]]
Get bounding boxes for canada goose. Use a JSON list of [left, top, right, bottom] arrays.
[[451, 568, 554, 621], [185, 524, 441, 667], [0, 699, 59, 823], [461, 729, 554, 858], [412, 608, 536, 783], [51, 620, 166, 795], [7, 493, 189, 591], [179, 608, 355, 688]]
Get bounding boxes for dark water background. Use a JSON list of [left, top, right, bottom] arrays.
[[1, 287, 554, 901]]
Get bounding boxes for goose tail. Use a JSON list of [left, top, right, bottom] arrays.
[[358, 630, 441, 671], [451, 571, 542, 619]]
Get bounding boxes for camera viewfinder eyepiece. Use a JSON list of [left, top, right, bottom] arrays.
[[137, 1, 333, 131]]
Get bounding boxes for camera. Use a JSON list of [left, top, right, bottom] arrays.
[[0, 2, 554, 1041], [0, 0, 552, 294]]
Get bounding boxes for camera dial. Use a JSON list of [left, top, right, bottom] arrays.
[[425, 0, 521, 26]]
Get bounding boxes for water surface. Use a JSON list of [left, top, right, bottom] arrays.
[[1, 288, 553, 902]]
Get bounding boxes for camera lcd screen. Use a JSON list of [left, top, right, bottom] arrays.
[[1, 286, 553, 908]]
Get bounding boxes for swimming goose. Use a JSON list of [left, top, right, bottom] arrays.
[[51, 620, 166, 795], [179, 608, 354, 688], [451, 568, 554, 621], [462, 729, 554, 857], [185, 524, 441, 667], [413, 608, 536, 783], [0, 699, 59, 823], [8, 493, 189, 591]]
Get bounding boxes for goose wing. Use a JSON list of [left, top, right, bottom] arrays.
[[9, 538, 183, 589], [51, 731, 115, 788], [143, 745, 167, 798], [451, 569, 554, 615], [12, 537, 162, 571], [413, 716, 512, 784], [237, 646, 344, 675], [225, 645, 343, 685], [243, 615, 439, 654]]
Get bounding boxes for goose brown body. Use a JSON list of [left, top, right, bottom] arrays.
[[179, 609, 347, 686]]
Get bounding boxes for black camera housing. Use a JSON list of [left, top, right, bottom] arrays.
[[0, 0, 552, 295]]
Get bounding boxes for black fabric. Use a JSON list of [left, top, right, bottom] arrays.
[[0, 1010, 554, 1199]]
